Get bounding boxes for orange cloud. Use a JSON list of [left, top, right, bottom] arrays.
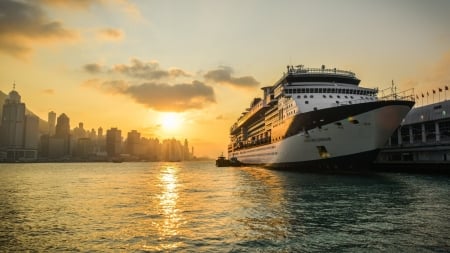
[[42, 89, 55, 94]]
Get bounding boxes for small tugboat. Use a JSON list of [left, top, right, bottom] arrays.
[[216, 153, 241, 167]]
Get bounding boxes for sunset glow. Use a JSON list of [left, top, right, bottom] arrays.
[[159, 113, 183, 132], [0, 0, 449, 158]]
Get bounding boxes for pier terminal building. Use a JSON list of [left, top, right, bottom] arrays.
[[376, 100, 450, 169]]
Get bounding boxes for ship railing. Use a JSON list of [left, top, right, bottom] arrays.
[[338, 88, 415, 106], [286, 65, 356, 77], [379, 87, 415, 102]]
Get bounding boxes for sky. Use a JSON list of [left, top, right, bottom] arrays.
[[1, 0, 450, 158]]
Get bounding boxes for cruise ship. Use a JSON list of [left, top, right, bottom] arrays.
[[228, 65, 415, 170]]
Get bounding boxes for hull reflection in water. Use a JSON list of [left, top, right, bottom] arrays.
[[0, 162, 449, 252]]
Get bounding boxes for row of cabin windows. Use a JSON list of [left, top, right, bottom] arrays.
[[299, 94, 376, 101], [285, 88, 375, 96]]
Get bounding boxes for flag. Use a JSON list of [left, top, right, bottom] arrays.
[[421, 93, 424, 98], [433, 90, 436, 94], [439, 88, 442, 92], [446, 86, 449, 90], [427, 92, 429, 96], [416, 95, 419, 99]]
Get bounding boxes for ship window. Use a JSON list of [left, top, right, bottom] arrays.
[[326, 88, 330, 93], [331, 88, 335, 93], [319, 88, 323, 93], [350, 96, 354, 99], [297, 95, 301, 99], [349, 101, 352, 104], [329, 95, 333, 98], [323, 95, 326, 98], [305, 101, 309, 104], [310, 95, 314, 98], [314, 88, 319, 93], [304, 95, 307, 98], [337, 95, 341, 98], [336, 101, 339, 104], [300, 88, 305, 93], [345, 96, 348, 99]]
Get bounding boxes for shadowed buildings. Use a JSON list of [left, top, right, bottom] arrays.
[[0, 87, 39, 161], [106, 127, 122, 157]]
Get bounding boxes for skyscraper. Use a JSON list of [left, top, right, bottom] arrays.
[[0, 87, 39, 161], [106, 128, 122, 157], [48, 111, 56, 136], [50, 113, 71, 157], [0, 89, 25, 148]]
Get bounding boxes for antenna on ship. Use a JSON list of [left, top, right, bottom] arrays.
[[391, 80, 398, 100], [13, 81, 16, 90]]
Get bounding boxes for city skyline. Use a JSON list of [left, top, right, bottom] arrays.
[[1, 0, 450, 157]]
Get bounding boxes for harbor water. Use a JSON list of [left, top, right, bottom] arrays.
[[0, 162, 449, 252]]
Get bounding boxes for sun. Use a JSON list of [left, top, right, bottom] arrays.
[[159, 112, 183, 131]]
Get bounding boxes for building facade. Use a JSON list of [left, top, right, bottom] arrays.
[[377, 100, 450, 167]]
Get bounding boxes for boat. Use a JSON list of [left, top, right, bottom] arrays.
[[216, 153, 241, 167], [227, 65, 415, 170]]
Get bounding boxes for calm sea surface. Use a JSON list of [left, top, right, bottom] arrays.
[[0, 162, 449, 252]]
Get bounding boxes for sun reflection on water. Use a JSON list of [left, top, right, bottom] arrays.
[[156, 166, 183, 250]]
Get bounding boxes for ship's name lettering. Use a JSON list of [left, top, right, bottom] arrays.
[[304, 137, 331, 142]]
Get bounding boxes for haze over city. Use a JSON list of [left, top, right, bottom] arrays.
[[1, 0, 449, 157]]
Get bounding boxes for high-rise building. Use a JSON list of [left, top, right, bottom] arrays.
[[127, 130, 142, 156], [0, 89, 25, 148], [48, 111, 56, 136], [0, 87, 39, 161], [106, 128, 122, 157], [50, 113, 71, 157], [55, 113, 70, 138], [24, 115, 39, 149]]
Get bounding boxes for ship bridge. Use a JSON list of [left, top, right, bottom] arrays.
[[280, 65, 360, 86]]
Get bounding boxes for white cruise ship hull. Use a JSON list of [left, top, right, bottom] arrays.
[[229, 100, 413, 170]]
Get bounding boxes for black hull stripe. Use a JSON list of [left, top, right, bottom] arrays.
[[247, 149, 380, 172], [286, 100, 414, 136]]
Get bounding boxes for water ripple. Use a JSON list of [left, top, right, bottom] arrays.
[[0, 162, 449, 252]]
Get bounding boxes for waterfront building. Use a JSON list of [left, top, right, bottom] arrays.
[[24, 115, 39, 149], [75, 138, 94, 158], [106, 128, 122, 157], [52, 113, 71, 158], [0, 88, 39, 161], [377, 100, 450, 167], [48, 111, 56, 136], [126, 130, 144, 157], [0, 89, 25, 148]]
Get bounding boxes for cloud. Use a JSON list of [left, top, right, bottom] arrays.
[[42, 89, 55, 94], [83, 79, 216, 112], [82, 79, 129, 94], [110, 58, 191, 80], [83, 63, 103, 74], [0, 0, 78, 58], [204, 66, 260, 89], [97, 28, 123, 41], [126, 81, 215, 111], [38, 0, 100, 9]]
